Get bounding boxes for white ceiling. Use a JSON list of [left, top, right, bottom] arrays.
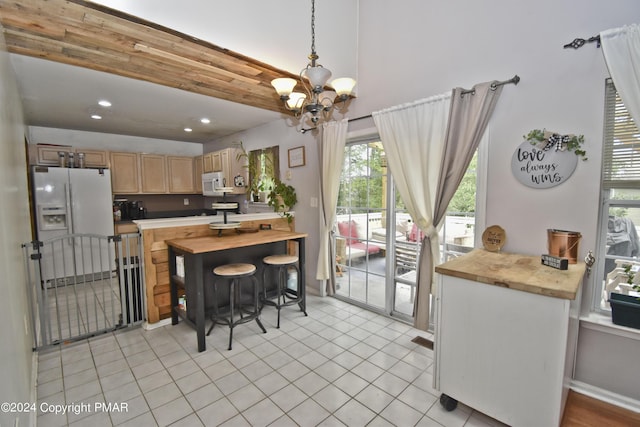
[[10, 54, 283, 143], [9, 0, 358, 145]]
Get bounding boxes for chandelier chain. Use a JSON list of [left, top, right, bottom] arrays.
[[310, 0, 316, 57]]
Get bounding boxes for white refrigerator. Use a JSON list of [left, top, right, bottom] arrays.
[[32, 166, 115, 283]]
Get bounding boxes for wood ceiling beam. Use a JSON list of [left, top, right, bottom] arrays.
[[0, 0, 299, 115]]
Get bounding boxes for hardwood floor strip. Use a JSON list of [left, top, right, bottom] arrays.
[[561, 390, 640, 426]]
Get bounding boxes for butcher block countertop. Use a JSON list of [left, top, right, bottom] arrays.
[[435, 249, 585, 300], [166, 229, 308, 254]]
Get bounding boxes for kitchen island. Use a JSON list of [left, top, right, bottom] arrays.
[[134, 212, 294, 323], [166, 229, 307, 352], [434, 249, 585, 427]]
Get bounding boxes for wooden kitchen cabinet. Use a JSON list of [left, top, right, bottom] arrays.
[[203, 152, 214, 173], [30, 144, 73, 166], [79, 149, 109, 168], [140, 154, 168, 193], [194, 155, 203, 193], [212, 151, 222, 172], [203, 151, 222, 173], [167, 156, 195, 193], [29, 145, 108, 168], [110, 151, 140, 194], [220, 147, 247, 195]]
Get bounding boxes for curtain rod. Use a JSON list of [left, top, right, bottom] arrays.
[[563, 35, 601, 49], [348, 114, 372, 123], [460, 75, 520, 95], [348, 74, 520, 122]]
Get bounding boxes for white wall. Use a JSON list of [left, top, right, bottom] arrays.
[[205, 119, 323, 294], [211, 0, 640, 404], [350, 0, 640, 404], [0, 32, 36, 427], [28, 126, 203, 156]]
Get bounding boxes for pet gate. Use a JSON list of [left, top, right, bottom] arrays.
[[22, 232, 145, 350]]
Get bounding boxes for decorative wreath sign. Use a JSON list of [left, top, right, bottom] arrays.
[[511, 129, 586, 189], [524, 129, 587, 160]]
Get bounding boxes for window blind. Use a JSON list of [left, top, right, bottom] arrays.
[[602, 79, 640, 189]]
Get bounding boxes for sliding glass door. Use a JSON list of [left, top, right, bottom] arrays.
[[334, 140, 417, 320], [334, 137, 479, 323]]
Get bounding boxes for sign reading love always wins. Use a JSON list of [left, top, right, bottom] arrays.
[[511, 129, 587, 189]]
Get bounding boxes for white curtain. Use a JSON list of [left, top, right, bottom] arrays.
[[316, 118, 348, 295], [373, 93, 451, 330], [601, 23, 640, 126]]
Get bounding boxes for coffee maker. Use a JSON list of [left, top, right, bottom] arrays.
[[127, 201, 146, 219], [113, 200, 146, 220]]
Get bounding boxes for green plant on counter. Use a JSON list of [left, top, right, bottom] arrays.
[[234, 141, 275, 201], [524, 129, 587, 160], [268, 180, 297, 223]]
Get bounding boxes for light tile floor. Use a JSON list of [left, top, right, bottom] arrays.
[[36, 295, 506, 427]]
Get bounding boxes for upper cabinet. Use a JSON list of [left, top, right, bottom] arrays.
[[194, 156, 203, 193], [29, 144, 108, 168], [167, 156, 195, 193], [110, 152, 140, 194], [30, 144, 203, 195], [203, 151, 222, 173], [203, 148, 247, 195], [140, 154, 168, 194]]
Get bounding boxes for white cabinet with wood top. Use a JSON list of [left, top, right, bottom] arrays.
[[434, 249, 585, 427]]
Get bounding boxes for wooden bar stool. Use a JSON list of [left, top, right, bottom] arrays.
[[206, 263, 266, 350], [261, 254, 307, 328]]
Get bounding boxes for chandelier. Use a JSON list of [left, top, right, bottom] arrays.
[[271, 0, 356, 129]]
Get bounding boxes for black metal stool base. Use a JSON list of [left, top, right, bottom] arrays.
[[262, 256, 307, 328], [207, 264, 266, 350]]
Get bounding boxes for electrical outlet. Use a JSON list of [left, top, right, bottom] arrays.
[[285, 170, 292, 180], [310, 197, 318, 208], [183, 198, 189, 206]]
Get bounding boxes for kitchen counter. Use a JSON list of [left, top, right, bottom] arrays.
[[167, 229, 308, 352], [137, 212, 295, 324], [134, 212, 290, 230], [435, 248, 585, 300]]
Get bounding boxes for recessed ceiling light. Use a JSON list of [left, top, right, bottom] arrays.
[[184, 127, 193, 132], [98, 100, 112, 107], [91, 114, 102, 120], [200, 118, 211, 124]]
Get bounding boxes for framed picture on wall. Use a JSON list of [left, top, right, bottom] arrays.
[[288, 146, 306, 168]]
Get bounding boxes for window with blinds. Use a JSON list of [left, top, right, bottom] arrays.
[[602, 79, 640, 189]]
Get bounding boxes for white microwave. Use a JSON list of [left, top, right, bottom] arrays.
[[202, 172, 225, 196]]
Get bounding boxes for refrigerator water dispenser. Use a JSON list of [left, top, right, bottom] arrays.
[[38, 205, 68, 230]]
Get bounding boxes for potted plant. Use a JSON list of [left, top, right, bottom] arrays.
[[234, 141, 273, 201], [609, 263, 640, 329], [268, 180, 297, 223]]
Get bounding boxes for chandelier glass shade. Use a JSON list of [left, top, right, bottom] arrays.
[[271, 0, 356, 126]]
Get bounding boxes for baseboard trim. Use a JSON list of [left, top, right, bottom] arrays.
[[142, 317, 171, 330], [571, 380, 640, 414]]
